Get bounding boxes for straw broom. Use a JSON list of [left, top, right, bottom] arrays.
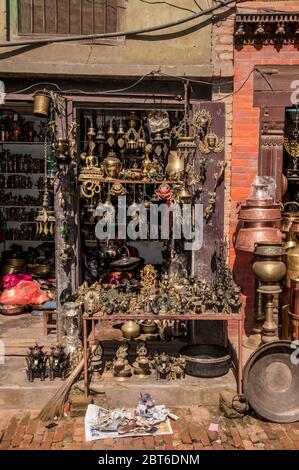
[[38, 345, 96, 422]]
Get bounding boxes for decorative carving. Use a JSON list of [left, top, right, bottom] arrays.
[[235, 13, 299, 45]]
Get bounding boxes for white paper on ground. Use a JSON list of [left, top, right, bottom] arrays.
[[85, 404, 173, 442]]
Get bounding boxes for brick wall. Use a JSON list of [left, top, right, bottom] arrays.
[[231, 1, 299, 333], [212, 2, 235, 252]]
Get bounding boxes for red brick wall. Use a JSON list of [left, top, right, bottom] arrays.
[[231, 1, 299, 333]]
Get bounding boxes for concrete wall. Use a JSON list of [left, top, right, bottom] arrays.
[[0, 0, 213, 78]]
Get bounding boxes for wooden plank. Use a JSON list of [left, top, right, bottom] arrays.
[[106, 0, 117, 33], [57, 0, 69, 34], [82, 0, 93, 35], [45, 0, 56, 33], [32, 0, 44, 34], [18, 0, 32, 34], [254, 91, 295, 108], [94, 0, 105, 34], [83, 314, 243, 321]]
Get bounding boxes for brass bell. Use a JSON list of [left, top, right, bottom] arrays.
[[177, 184, 191, 202]]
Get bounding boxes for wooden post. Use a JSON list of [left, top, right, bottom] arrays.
[[55, 98, 81, 342]]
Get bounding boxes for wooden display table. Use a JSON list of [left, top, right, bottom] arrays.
[[83, 311, 244, 397]]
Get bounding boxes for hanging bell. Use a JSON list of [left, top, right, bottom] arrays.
[[177, 184, 191, 203]]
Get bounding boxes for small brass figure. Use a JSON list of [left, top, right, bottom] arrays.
[[132, 342, 151, 376], [49, 344, 70, 381], [113, 343, 132, 378], [25, 344, 47, 382]]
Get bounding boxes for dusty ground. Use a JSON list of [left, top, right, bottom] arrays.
[[0, 406, 299, 450]]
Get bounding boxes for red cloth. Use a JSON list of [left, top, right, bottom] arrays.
[[0, 280, 50, 306], [0, 274, 32, 290]]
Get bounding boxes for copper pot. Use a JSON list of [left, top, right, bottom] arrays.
[[235, 200, 282, 253]]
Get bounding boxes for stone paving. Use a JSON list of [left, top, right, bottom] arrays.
[[1, 407, 299, 450]]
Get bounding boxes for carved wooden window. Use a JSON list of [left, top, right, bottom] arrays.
[[17, 0, 119, 36]]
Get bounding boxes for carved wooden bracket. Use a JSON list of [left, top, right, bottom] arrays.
[[235, 13, 299, 45]]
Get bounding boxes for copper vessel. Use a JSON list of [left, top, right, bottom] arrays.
[[235, 199, 282, 253], [33, 91, 51, 118], [286, 222, 299, 287]]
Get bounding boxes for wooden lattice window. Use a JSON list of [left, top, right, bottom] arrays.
[[17, 0, 119, 36]]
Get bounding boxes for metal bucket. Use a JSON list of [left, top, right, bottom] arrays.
[[33, 91, 51, 118]]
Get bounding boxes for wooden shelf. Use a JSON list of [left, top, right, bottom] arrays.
[[84, 312, 243, 321], [0, 172, 44, 176], [0, 142, 50, 145], [79, 175, 179, 185]]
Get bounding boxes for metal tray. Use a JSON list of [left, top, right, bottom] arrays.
[[243, 340, 299, 423]]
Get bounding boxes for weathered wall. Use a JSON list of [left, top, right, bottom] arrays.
[[0, 0, 213, 77], [212, 1, 235, 246], [231, 1, 299, 333]]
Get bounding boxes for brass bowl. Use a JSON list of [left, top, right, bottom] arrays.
[[31, 264, 50, 278], [1, 265, 21, 275], [0, 304, 26, 315]]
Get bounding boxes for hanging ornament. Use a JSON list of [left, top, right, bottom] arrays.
[[35, 137, 55, 236]]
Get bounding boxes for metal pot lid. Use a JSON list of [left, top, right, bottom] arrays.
[[243, 340, 299, 423]]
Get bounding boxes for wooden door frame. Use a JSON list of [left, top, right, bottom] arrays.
[[253, 65, 298, 201]]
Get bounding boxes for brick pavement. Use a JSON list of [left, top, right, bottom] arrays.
[[1, 407, 299, 450]]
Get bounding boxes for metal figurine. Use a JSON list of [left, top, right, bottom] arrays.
[[170, 356, 186, 380], [25, 344, 47, 382], [132, 342, 151, 376], [49, 344, 70, 381], [153, 352, 172, 380], [204, 161, 227, 222], [113, 343, 132, 378], [199, 129, 224, 154]]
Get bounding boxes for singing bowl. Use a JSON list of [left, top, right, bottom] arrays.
[[243, 341, 299, 423]]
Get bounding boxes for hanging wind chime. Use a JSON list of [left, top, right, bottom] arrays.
[[35, 137, 55, 236]]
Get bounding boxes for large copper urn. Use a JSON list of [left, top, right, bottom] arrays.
[[235, 200, 282, 253]]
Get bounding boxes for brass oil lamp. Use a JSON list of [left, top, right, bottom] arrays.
[[252, 242, 286, 344]]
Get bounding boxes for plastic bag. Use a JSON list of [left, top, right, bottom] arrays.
[[0, 280, 50, 305]]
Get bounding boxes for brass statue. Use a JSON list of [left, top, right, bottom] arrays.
[[200, 130, 224, 155]]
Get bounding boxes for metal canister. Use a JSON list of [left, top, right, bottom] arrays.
[[286, 222, 299, 287], [33, 91, 51, 118]]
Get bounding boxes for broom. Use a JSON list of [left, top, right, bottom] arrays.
[[38, 345, 96, 422]]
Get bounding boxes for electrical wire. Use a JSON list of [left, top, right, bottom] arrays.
[[8, 66, 272, 102], [0, 0, 239, 48]]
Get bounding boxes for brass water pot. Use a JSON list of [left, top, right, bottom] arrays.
[[252, 242, 286, 285], [33, 91, 51, 118], [121, 320, 140, 339], [166, 150, 184, 181]]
